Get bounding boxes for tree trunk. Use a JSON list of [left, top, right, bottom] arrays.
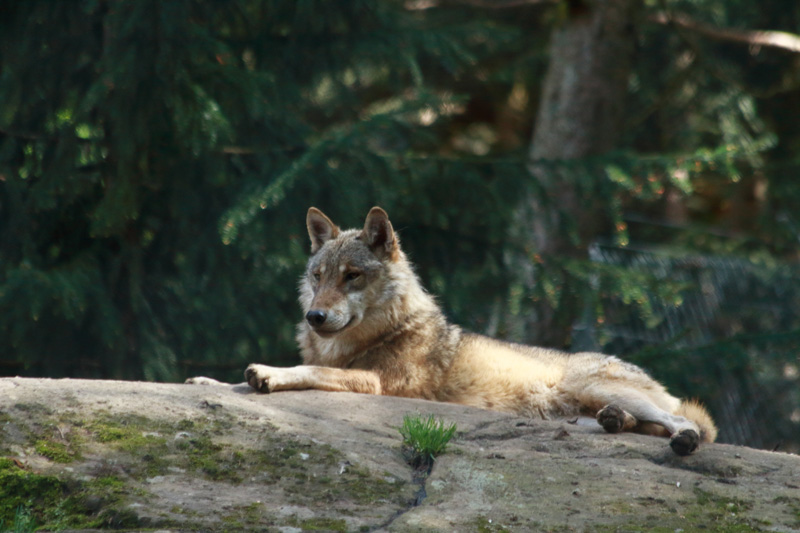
[[509, 0, 642, 346]]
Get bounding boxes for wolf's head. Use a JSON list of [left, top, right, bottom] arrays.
[[298, 206, 407, 339]]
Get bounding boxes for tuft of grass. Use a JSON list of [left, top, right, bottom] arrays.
[[398, 414, 457, 469], [0, 506, 37, 533]]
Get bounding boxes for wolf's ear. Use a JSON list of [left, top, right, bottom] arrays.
[[361, 207, 398, 261], [307, 207, 340, 253]]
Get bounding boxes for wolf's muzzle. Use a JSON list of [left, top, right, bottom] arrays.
[[305, 310, 328, 327]]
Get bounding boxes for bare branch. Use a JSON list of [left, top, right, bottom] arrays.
[[219, 146, 255, 155], [405, 0, 557, 10], [652, 11, 800, 54]]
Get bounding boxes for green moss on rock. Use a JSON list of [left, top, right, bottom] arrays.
[[0, 457, 139, 530], [34, 439, 76, 463], [287, 515, 349, 531], [0, 458, 65, 524]]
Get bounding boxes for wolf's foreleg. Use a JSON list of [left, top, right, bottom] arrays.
[[245, 364, 382, 395], [185, 376, 228, 386]]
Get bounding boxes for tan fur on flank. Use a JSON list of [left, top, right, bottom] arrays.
[[188, 207, 717, 455]]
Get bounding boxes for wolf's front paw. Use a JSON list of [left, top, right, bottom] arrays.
[[669, 429, 700, 456], [245, 364, 273, 393], [185, 376, 224, 386]]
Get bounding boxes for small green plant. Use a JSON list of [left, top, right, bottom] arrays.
[[398, 414, 457, 469], [0, 506, 36, 533]]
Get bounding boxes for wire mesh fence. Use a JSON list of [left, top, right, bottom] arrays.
[[574, 241, 800, 451]]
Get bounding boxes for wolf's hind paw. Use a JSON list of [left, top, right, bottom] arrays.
[[596, 404, 626, 433], [245, 365, 271, 393], [669, 429, 700, 456]]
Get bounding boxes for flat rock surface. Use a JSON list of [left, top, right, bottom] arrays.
[[1, 377, 799, 532]]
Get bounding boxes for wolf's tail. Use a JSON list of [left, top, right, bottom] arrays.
[[677, 400, 718, 442]]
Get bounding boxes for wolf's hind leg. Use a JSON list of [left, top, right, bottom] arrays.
[[581, 386, 702, 455], [600, 401, 700, 455], [596, 404, 638, 434], [597, 405, 672, 437]]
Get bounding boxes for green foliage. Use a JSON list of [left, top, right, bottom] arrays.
[[399, 414, 457, 468], [0, 0, 539, 382], [0, 506, 36, 533], [1, 0, 799, 450], [0, 459, 64, 527]]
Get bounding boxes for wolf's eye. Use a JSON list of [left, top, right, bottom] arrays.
[[345, 272, 361, 282], [312, 272, 321, 282]]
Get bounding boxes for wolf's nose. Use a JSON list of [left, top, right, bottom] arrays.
[[306, 310, 327, 327]]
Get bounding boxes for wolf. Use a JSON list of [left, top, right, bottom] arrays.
[[189, 206, 717, 455]]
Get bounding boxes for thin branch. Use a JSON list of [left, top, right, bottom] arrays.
[[652, 11, 800, 54], [219, 146, 255, 155], [405, 0, 557, 10], [218, 145, 306, 155]]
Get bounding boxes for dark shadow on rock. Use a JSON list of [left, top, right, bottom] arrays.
[[647, 447, 778, 478], [230, 382, 255, 394]]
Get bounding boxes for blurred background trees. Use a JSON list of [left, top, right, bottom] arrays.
[[1, 0, 798, 450]]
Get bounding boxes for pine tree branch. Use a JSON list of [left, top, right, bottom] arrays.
[[652, 11, 800, 54]]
